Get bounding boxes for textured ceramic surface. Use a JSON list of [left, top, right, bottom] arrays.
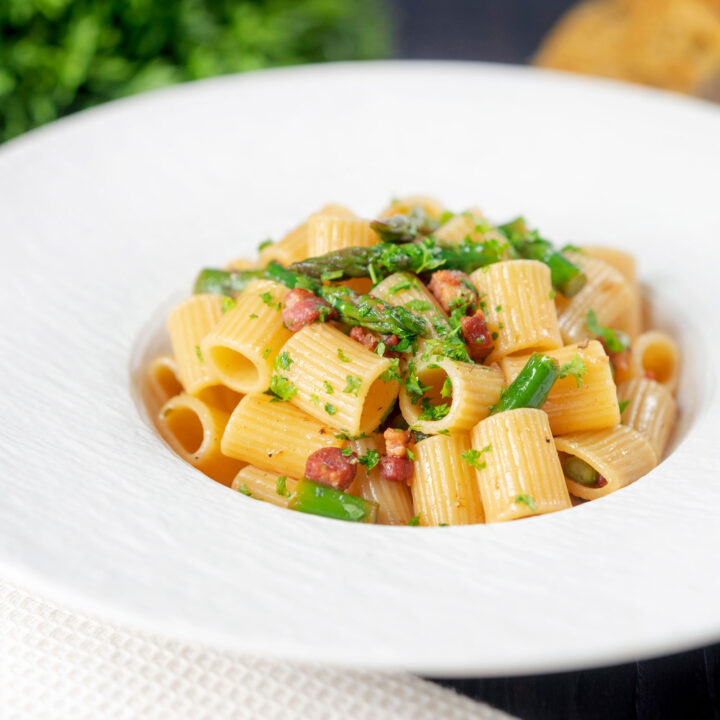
[[1, 62, 719, 676]]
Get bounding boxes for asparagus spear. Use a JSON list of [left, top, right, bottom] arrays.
[[561, 455, 598, 486], [490, 354, 560, 414], [194, 265, 431, 339], [370, 207, 440, 243], [289, 479, 379, 523], [498, 217, 586, 298]]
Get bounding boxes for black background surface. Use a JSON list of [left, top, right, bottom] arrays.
[[387, 1, 720, 717]]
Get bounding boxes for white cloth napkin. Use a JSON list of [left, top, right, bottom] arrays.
[[0, 581, 516, 720]]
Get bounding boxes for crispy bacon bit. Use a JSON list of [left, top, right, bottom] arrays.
[[304, 447, 357, 490], [596, 475, 608, 488], [384, 428, 411, 458], [379, 456, 414, 485], [282, 288, 335, 332], [610, 349, 631, 374], [428, 270, 477, 314], [350, 325, 379, 351], [349, 327, 401, 357], [460, 310, 494, 362]]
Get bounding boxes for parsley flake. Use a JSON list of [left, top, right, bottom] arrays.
[[310, 393, 320, 407], [324, 402, 337, 416], [258, 238, 273, 251], [586, 309, 630, 354], [274, 352, 293, 371], [618, 399, 630, 416], [358, 449, 380, 470], [337, 349, 351, 362], [343, 375, 362, 397], [237, 482, 252, 497], [407, 514, 421, 526], [323, 380, 334, 395], [440, 376, 453, 398], [195, 345, 204, 363], [221, 296, 237, 313], [275, 476, 290, 498], [263, 347, 271, 359], [260, 291, 281, 311], [406, 448, 416, 461], [418, 397, 450, 422], [515, 493, 537, 512], [558, 353, 587, 387], [269, 375, 297, 402], [461, 445, 492, 470], [406, 299, 433, 312]]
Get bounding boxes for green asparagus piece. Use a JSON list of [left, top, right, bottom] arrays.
[[370, 207, 440, 243], [289, 236, 505, 281], [490, 353, 560, 414], [289, 479, 379, 523], [498, 217, 587, 297], [193, 267, 431, 339], [561, 455, 598, 486]]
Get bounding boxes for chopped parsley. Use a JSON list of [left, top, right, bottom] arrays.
[[436, 429, 450, 436], [221, 296, 237, 313], [275, 476, 290, 497], [323, 380, 334, 395], [269, 374, 297, 402], [618, 399, 630, 416], [310, 393, 320, 407], [549, 289, 557, 300], [324, 402, 337, 416], [258, 238, 273, 251], [358, 449, 380, 470], [406, 299, 433, 312], [337, 348, 351, 362], [334, 431, 371, 441], [380, 357, 402, 383], [406, 448, 415, 461], [585, 309, 630, 354], [561, 244, 583, 254], [343, 375, 362, 397], [495, 305, 502, 312], [440, 376, 453, 398], [407, 514, 421, 526], [389, 277, 413, 295], [260, 291, 281, 311], [263, 347, 271, 359], [404, 362, 431, 403], [341, 446, 354, 457], [418, 397, 450, 422], [274, 352, 293, 371], [461, 444, 492, 470], [558, 353, 587, 387], [249, 313, 258, 319], [515, 493, 537, 512], [237, 482, 252, 497], [195, 345, 204, 363]]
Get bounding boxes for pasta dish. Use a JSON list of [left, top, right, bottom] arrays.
[[145, 196, 679, 525]]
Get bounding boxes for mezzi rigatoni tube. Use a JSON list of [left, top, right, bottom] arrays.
[[470, 260, 562, 361], [470, 408, 571, 522], [231, 465, 298, 508], [157, 393, 243, 486], [347, 436, 414, 526], [258, 204, 354, 266], [501, 340, 620, 435], [398, 356, 504, 434], [145, 355, 183, 416], [377, 195, 445, 220], [555, 425, 657, 501], [433, 207, 505, 244], [630, 330, 680, 395], [554, 251, 633, 344], [201, 279, 291, 395], [279, 323, 399, 436], [583, 245, 642, 338], [167, 294, 225, 395], [306, 214, 378, 256], [411, 433, 485, 526], [617, 377, 677, 459], [221, 393, 343, 479]]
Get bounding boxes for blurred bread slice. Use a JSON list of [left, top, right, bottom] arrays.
[[536, 0, 720, 101]]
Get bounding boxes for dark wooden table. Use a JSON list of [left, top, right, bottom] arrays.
[[431, 643, 720, 719], [390, 1, 720, 717]]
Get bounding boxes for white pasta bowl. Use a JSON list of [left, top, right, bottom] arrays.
[[1, 61, 719, 676]]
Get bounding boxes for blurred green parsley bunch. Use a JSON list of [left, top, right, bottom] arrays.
[[0, 0, 389, 143]]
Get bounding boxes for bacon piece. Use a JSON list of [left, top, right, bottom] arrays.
[[428, 270, 477, 314], [384, 428, 411, 458], [460, 310, 494, 362], [349, 328, 402, 357], [350, 325, 379, 351], [282, 288, 335, 332], [610, 348, 631, 374], [379, 456, 414, 485], [304, 447, 357, 490], [596, 475, 608, 488]]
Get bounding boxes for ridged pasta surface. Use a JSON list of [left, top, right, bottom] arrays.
[[167, 294, 224, 395], [411, 434, 484, 526], [202, 279, 291, 394], [470, 260, 562, 361], [501, 340, 620, 435], [231, 465, 298, 508], [221, 393, 342, 479], [471, 408, 571, 522], [555, 425, 657, 500], [281, 323, 399, 435], [306, 214, 378, 256]]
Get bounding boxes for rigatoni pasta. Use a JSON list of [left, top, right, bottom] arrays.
[[148, 197, 680, 525]]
